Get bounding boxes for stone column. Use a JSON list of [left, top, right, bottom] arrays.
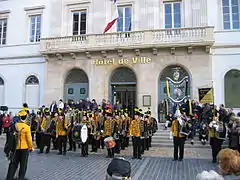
[[134, 63, 159, 118]]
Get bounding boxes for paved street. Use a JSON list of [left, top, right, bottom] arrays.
[[0, 135, 238, 180]]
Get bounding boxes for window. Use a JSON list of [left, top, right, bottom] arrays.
[[164, 2, 181, 28], [30, 15, 41, 42], [72, 11, 87, 35], [0, 19, 7, 45], [117, 6, 132, 32], [222, 0, 240, 29], [25, 75, 39, 108], [224, 69, 240, 107]]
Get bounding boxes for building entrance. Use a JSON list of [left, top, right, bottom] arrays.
[[64, 68, 89, 102], [158, 65, 190, 122], [110, 67, 137, 114]]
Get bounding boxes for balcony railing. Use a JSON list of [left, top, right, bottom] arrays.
[[40, 26, 214, 54]]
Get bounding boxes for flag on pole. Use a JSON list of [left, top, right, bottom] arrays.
[[104, 0, 118, 33]]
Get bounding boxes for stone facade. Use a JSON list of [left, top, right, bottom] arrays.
[[45, 47, 212, 118]]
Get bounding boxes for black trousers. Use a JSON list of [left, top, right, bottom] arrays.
[[107, 148, 115, 158], [31, 132, 35, 141], [120, 135, 125, 150], [36, 132, 42, 149], [126, 136, 129, 147], [6, 149, 29, 180], [91, 137, 98, 152], [81, 142, 88, 157], [52, 134, 58, 149], [141, 138, 145, 154], [132, 137, 141, 158], [40, 134, 51, 153], [58, 135, 67, 154], [68, 132, 76, 151], [173, 137, 185, 160], [149, 136, 152, 147], [99, 137, 105, 149], [115, 139, 120, 154], [210, 137, 222, 162]]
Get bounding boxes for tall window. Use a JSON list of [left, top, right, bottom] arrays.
[[72, 11, 87, 35], [30, 15, 41, 42], [222, 0, 240, 29], [117, 6, 132, 32], [25, 75, 40, 108], [0, 19, 7, 45], [224, 69, 240, 107], [164, 2, 181, 28]]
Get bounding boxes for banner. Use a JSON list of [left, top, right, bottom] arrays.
[[198, 88, 214, 104]]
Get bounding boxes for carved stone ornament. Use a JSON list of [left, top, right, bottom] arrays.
[[206, 46, 210, 53], [70, 53, 76, 59], [170, 47, 175, 55], [187, 47, 193, 54], [135, 49, 140, 56], [101, 51, 107, 58], [152, 48, 158, 55], [85, 51, 91, 59], [56, 53, 62, 60], [117, 50, 123, 57]]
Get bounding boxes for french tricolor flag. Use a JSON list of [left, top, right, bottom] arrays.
[[104, 0, 118, 33]]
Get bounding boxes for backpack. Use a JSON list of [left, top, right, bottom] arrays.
[[4, 123, 18, 161]]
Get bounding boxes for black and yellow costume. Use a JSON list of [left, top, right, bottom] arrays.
[[130, 109, 141, 159], [104, 112, 114, 158], [209, 116, 225, 163], [171, 116, 185, 161], [6, 110, 33, 180], [56, 112, 68, 155], [39, 109, 52, 154], [35, 110, 42, 149]]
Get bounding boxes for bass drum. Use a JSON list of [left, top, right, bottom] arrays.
[[72, 124, 83, 143], [81, 125, 88, 143]]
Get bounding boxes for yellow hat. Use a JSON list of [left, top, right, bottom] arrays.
[[18, 110, 27, 117]]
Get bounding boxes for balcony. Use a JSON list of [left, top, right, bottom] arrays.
[[40, 26, 214, 54]]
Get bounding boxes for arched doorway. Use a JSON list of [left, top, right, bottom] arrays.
[[158, 65, 190, 121], [110, 67, 137, 109], [0, 77, 4, 106], [64, 68, 89, 102], [224, 69, 240, 108], [25, 75, 40, 108]]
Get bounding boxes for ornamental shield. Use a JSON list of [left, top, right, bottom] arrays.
[[165, 68, 190, 105]]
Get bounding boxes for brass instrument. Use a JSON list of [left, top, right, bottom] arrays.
[[44, 117, 53, 134]]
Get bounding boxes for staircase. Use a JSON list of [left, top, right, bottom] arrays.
[[151, 123, 221, 149]]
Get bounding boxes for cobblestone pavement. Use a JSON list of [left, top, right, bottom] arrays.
[[0, 135, 237, 180]]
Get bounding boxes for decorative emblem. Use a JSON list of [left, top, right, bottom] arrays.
[[165, 67, 190, 105], [173, 70, 180, 81]]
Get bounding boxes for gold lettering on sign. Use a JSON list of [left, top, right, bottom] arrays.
[[92, 57, 152, 65]]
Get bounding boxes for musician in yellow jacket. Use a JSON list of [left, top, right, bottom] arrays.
[[104, 112, 115, 158], [171, 116, 186, 161], [209, 116, 225, 163], [39, 109, 52, 154], [130, 110, 141, 159], [6, 110, 34, 180], [56, 112, 68, 155]]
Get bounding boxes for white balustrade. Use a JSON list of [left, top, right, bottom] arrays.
[[40, 26, 214, 53]]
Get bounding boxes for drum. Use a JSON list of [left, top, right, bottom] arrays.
[[72, 124, 88, 143], [104, 137, 116, 149], [72, 124, 83, 143]]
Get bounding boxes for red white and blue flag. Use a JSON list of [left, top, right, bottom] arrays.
[[104, 0, 118, 33]]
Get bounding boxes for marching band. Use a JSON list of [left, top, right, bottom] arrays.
[[29, 105, 158, 159]]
